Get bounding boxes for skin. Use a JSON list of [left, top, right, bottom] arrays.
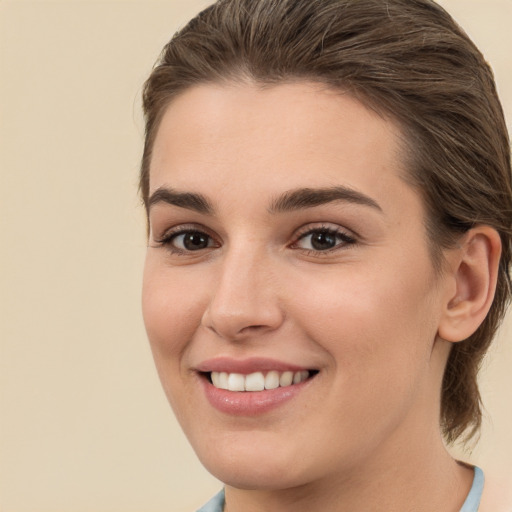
[[142, 82, 493, 511]]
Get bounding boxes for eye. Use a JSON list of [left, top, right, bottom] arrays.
[[153, 227, 218, 254], [172, 231, 214, 251], [294, 227, 356, 252]]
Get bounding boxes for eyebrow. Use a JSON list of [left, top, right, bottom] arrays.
[[269, 186, 382, 213], [148, 187, 213, 214], [147, 185, 382, 216]]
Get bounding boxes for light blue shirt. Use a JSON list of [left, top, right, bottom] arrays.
[[197, 489, 225, 512], [460, 466, 485, 512], [196, 466, 484, 511]]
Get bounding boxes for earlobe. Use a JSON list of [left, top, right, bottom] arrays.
[[438, 226, 502, 343]]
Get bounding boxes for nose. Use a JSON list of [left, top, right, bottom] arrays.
[[201, 247, 285, 341]]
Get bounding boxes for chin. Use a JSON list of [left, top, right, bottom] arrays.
[[204, 459, 305, 491], [194, 436, 312, 491]]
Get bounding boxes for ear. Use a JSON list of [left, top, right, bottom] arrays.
[[438, 226, 502, 343]]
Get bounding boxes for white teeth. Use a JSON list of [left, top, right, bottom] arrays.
[[227, 373, 245, 392], [210, 369, 312, 392], [264, 371, 280, 390], [279, 371, 294, 387], [245, 372, 265, 391], [218, 372, 229, 390]]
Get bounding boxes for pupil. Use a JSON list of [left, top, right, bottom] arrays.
[[311, 231, 336, 250], [184, 232, 208, 250]]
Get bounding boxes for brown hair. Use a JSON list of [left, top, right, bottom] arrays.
[[140, 0, 512, 443]]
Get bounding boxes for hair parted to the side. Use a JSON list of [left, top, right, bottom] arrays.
[[140, 0, 512, 443]]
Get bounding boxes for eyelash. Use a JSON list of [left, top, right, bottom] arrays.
[[291, 225, 357, 255], [153, 224, 219, 255], [153, 224, 357, 256]]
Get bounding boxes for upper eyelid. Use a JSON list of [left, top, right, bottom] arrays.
[[154, 223, 217, 242], [292, 222, 357, 240]]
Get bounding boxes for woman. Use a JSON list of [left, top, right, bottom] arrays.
[[140, 0, 511, 510]]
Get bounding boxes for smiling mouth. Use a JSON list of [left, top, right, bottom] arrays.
[[204, 370, 318, 392]]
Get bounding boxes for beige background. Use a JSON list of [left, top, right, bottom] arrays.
[[0, 1, 510, 511]]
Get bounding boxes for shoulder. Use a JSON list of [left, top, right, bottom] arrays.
[[479, 471, 512, 512]]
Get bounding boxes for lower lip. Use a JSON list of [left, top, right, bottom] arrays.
[[201, 377, 312, 416]]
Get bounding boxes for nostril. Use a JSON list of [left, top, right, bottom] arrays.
[[202, 316, 283, 342], [239, 324, 269, 334]]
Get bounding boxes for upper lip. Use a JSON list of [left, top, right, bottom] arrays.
[[195, 357, 313, 374]]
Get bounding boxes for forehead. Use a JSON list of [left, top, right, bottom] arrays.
[[149, 81, 418, 221]]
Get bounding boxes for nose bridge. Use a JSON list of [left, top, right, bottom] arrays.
[[202, 242, 283, 340]]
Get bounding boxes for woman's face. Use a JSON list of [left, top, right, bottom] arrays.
[[142, 82, 453, 490]]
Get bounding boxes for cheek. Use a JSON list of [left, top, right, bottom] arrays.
[[289, 258, 440, 380], [141, 258, 208, 367], [141, 260, 213, 426], [282, 263, 441, 460]]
